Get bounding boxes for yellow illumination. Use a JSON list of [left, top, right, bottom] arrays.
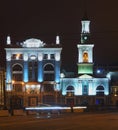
[[12, 80, 15, 84], [16, 54, 20, 59]]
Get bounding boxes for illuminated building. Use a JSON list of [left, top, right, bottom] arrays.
[[107, 70, 118, 106], [61, 15, 109, 106], [5, 36, 62, 108], [5, 15, 109, 108]]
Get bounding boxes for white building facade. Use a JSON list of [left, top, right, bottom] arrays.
[[5, 16, 109, 108], [5, 37, 62, 108], [61, 16, 109, 106]]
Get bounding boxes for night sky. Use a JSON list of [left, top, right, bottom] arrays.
[[0, 0, 118, 72]]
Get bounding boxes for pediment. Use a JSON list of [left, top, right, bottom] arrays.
[[22, 38, 45, 48], [79, 74, 93, 79]]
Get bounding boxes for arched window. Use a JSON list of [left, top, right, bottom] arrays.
[[13, 64, 22, 71], [12, 64, 23, 92], [12, 64, 23, 81], [44, 64, 54, 81], [66, 86, 74, 97], [96, 85, 104, 96], [83, 52, 88, 62], [44, 84, 54, 92], [97, 86, 104, 90]]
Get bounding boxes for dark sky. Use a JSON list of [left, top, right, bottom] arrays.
[[0, 0, 118, 72]]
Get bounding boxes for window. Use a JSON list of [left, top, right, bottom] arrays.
[[13, 84, 22, 92], [44, 64, 54, 81], [83, 52, 88, 62], [28, 61, 38, 81], [83, 85, 88, 95], [96, 85, 104, 96], [66, 86, 74, 97], [51, 54, 55, 59], [12, 54, 23, 60], [44, 84, 54, 92], [43, 54, 48, 59], [12, 64, 23, 81]]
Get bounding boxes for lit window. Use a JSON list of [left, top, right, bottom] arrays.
[[83, 52, 88, 62]]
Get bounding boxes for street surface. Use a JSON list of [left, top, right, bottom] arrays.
[[0, 112, 118, 130]]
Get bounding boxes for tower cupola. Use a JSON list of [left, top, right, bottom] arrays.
[[77, 13, 94, 75], [81, 12, 91, 44]]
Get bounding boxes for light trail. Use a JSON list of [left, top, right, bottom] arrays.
[[25, 106, 87, 110]]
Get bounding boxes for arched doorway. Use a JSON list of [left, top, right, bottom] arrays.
[[96, 85, 104, 96], [66, 86, 74, 97], [66, 86, 75, 106], [96, 85, 105, 105]]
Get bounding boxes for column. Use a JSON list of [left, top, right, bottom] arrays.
[[38, 61, 43, 82], [6, 61, 12, 83], [6, 53, 12, 91], [23, 61, 28, 82], [88, 80, 93, 95], [38, 53, 43, 82], [6, 61, 12, 90], [78, 80, 82, 95], [55, 61, 60, 83], [23, 53, 28, 82], [55, 52, 60, 83]]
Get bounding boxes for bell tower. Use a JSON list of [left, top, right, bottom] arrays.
[[77, 13, 94, 75]]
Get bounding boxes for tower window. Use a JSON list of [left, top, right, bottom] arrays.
[[83, 52, 88, 62]]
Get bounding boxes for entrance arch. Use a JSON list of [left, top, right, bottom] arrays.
[[66, 86, 74, 97], [96, 85, 104, 96]]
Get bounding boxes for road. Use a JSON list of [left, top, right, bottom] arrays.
[[0, 112, 118, 130]]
